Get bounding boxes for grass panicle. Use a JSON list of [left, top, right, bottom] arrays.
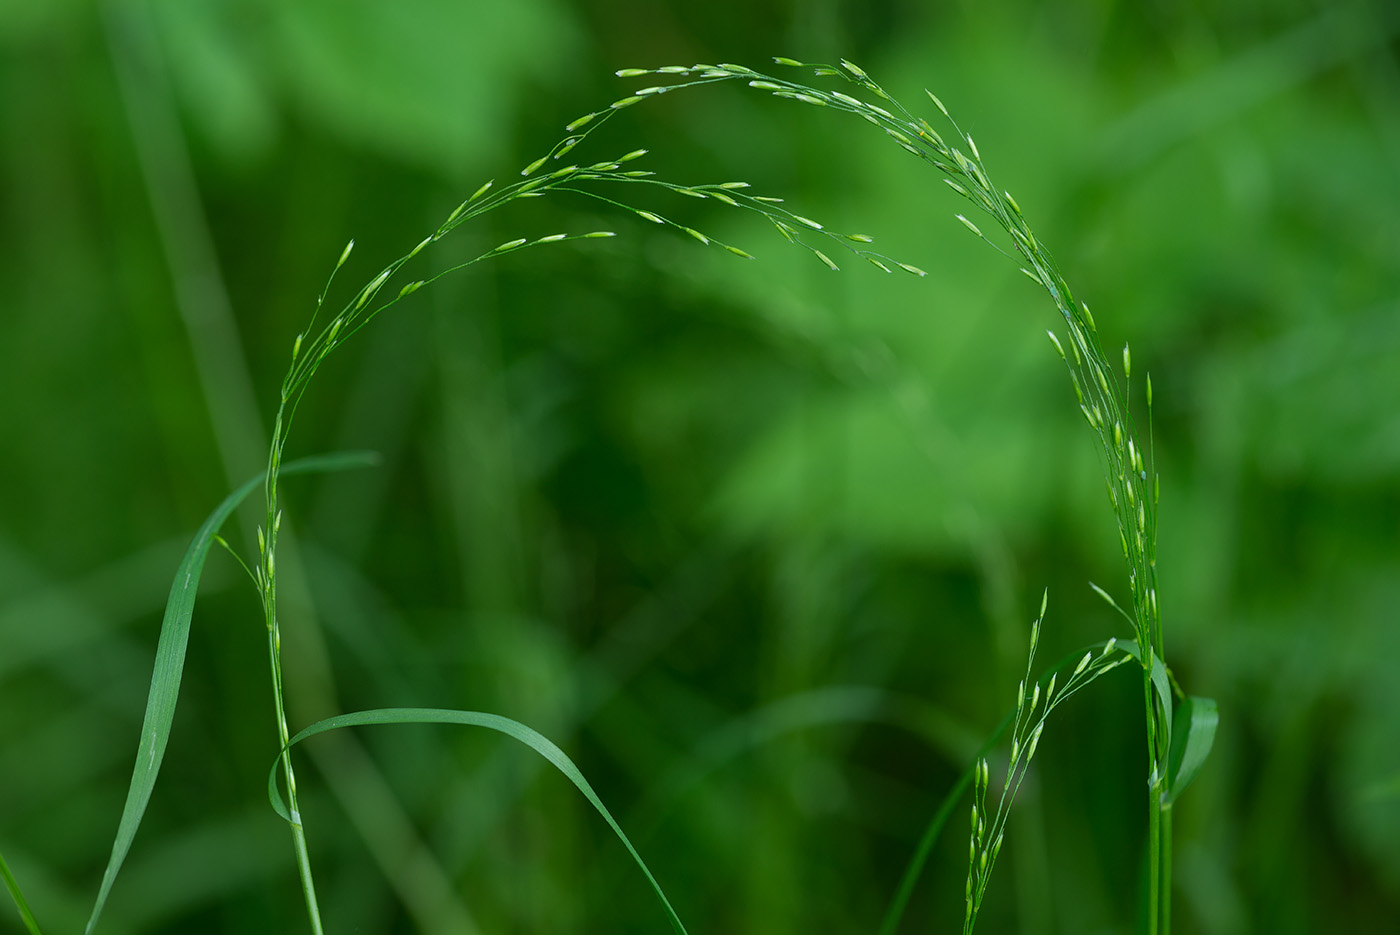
[[3, 57, 1218, 935], [599, 57, 1215, 935]]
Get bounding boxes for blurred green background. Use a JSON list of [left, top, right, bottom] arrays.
[[2, 0, 1398, 932]]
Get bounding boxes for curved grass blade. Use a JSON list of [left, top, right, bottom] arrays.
[[267, 708, 688, 935], [1, 846, 44, 935], [85, 450, 379, 935], [1164, 696, 1218, 805]]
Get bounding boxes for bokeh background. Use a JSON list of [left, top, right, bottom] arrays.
[[2, 0, 1398, 932]]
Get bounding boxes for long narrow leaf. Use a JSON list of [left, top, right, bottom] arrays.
[[1, 846, 43, 935], [1164, 696, 1219, 805], [84, 450, 378, 935], [267, 707, 688, 935], [876, 709, 1012, 935]]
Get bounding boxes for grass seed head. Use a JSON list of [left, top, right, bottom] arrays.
[[840, 58, 868, 78], [1027, 722, 1045, 760]]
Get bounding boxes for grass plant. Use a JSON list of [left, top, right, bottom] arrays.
[[1, 57, 1218, 935]]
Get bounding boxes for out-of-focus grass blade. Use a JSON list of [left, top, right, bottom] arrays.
[[84, 451, 378, 935], [267, 707, 688, 935], [1164, 696, 1218, 805], [879, 639, 1126, 935], [1, 846, 44, 935], [876, 708, 1012, 935]]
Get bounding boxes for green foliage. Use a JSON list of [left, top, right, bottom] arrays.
[[2, 3, 1398, 934]]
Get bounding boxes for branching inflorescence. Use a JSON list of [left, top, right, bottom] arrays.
[[9, 56, 1215, 935], [592, 57, 1214, 934]]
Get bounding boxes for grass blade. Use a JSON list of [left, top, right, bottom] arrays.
[[266, 707, 688, 935], [84, 450, 378, 935], [1, 846, 43, 935], [1164, 696, 1219, 805], [877, 706, 1014, 935]]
